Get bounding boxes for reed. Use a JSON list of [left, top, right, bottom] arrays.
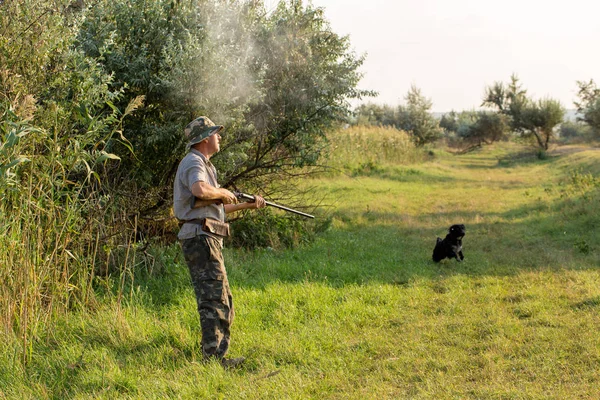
[[0, 98, 144, 365], [324, 125, 426, 173]]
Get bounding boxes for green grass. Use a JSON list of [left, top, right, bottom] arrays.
[[2, 141, 600, 399]]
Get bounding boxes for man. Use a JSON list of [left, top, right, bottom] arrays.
[[173, 116, 265, 368]]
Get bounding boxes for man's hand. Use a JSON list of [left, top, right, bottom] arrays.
[[248, 195, 266, 209], [220, 189, 238, 205]]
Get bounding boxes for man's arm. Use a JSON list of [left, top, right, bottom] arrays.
[[224, 195, 266, 214], [191, 181, 237, 205]]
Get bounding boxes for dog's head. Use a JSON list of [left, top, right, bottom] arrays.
[[448, 224, 466, 239]]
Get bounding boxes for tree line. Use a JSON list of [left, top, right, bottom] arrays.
[[354, 76, 600, 152]]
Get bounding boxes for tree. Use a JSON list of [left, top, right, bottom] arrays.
[[482, 74, 528, 134], [575, 79, 600, 136], [76, 0, 371, 212], [468, 112, 508, 145], [482, 75, 564, 150], [520, 98, 565, 150], [441, 110, 508, 150], [353, 103, 397, 127], [222, 1, 372, 188], [396, 85, 442, 147], [560, 121, 592, 141], [439, 110, 461, 134]]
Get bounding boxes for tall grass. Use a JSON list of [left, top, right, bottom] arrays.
[[1, 109, 96, 363], [0, 98, 144, 364], [324, 125, 426, 173]]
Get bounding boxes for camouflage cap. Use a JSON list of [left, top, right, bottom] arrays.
[[184, 116, 224, 149]]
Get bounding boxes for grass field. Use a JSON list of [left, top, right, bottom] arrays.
[[2, 140, 600, 399]]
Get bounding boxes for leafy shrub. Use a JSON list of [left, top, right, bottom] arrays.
[[228, 208, 330, 250], [575, 80, 600, 136], [559, 121, 594, 143], [0, 0, 144, 353], [77, 0, 370, 215], [561, 170, 599, 197]]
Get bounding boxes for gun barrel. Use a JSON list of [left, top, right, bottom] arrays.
[[236, 192, 315, 219]]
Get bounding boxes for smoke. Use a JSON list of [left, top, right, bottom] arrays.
[[193, 1, 265, 124]]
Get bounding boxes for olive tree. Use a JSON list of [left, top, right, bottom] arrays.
[[440, 110, 508, 151], [396, 85, 442, 147], [575, 79, 600, 136], [483, 75, 564, 150]]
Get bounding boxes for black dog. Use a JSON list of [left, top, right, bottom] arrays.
[[432, 224, 465, 262]]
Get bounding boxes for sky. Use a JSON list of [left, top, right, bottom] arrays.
[[265, 0, 600, 112]]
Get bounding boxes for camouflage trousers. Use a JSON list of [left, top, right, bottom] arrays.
[[180, 235, 234, 360]]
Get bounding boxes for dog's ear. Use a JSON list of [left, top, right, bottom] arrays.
[[436, 237, 442, 244]]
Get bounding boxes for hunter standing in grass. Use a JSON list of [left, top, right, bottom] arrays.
[[173, 116, 265, 368]]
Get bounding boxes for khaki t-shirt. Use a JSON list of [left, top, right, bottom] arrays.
[[173, 149, 225, 242]]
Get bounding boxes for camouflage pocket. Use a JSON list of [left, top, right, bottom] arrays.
[[205, 236, 225, 268], [201, 276, 226, 301]]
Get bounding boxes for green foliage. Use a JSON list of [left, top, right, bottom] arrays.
[[0, 104, 95, 360], [482, 74, 528, 125], [352, 87, 442, 147], [471, 112, 509, 144], [575, 79, 600, 136], [217, 1, 372, 186], [77, 0, 245, 188], [439, 110, 465, 134], [353, 103, 398, 126], [482, 75, 565, 150], [397, 85, 442, 146], [0, 0, 148, 359], [76, 0, 370, 206], [441, 110, 509, 150], [560, 169, 599, 198], [323, 125, 424, 174], [228, 208, 324, 250], [559, 121, 593, 142], [522, 98, 566, 150]]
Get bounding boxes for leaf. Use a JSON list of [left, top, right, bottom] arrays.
[[96, 151, 121, 163], [106, 100, 120, 115], [3, 157, 31, 169]]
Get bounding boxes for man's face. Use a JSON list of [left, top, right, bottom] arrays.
[[206, 132, 221, 155]]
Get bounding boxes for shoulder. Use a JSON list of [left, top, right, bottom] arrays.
[[180, 151, 206, 169], [184, 151, 204, 162]]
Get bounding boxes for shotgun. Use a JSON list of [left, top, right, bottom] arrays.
[[193, 192, 315, 219]]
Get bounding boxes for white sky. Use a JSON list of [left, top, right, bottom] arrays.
[[265, 0, 600, 112]]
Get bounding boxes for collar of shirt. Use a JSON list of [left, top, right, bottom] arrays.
[[190, 148, 207, 162], [190, 148, 218, 182]]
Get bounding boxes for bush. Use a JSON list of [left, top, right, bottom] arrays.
[[0, 0, 143, 354], [77, 0, 370, 215], [228, 208, 328, 250], [559, 121, 594, 143]]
